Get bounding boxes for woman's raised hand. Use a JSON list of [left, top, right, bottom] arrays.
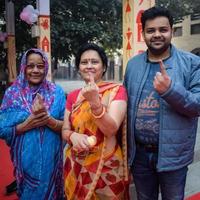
[[32, 93, 47, 115], [16, 112, 50, 134], [81, 72, 100, 103], [16, 94, 50, 134]]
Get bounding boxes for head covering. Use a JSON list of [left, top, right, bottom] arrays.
[[0, 48, 56, 113]]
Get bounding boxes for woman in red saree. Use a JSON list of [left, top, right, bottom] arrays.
[[62, 43, 129, 200]]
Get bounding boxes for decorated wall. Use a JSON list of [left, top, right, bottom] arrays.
[[122, 0, 155, 73]]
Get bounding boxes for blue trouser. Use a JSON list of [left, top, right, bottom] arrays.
[[131, 146, 188, 200]]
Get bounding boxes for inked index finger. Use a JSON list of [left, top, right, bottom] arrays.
[[36, 93, 44, 104], [88, 72, 95, 83], [36, 93, 42, 99], [159, 60, 167, 75]]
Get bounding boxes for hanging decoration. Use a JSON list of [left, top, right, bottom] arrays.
[[20, 5, 39, 25], [0, 32, 7, 42]]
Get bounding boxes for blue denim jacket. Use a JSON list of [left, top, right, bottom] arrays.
[[124, 45, 200, 172]]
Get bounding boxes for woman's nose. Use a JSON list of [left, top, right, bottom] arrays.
[[86, 62, 93, 68], [32, 65, 40, 72]]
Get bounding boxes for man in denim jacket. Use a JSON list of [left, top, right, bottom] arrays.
[[124, 6, 200, 200]]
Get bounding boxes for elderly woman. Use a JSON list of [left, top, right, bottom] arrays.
[[62, 43, 129, 200], [0, 48, 66, 199]]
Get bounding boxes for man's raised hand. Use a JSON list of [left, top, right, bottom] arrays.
[[153, 60, 171, 94]]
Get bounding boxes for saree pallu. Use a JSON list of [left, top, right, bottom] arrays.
[[64, 82, 129, 200]]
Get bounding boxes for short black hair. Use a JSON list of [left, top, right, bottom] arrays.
[[141, 6, 174, 31], [75, 43, 108, 75]]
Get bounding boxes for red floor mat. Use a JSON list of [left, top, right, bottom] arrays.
[[0, 139, 18, 200], [185, 193, 200, 200]]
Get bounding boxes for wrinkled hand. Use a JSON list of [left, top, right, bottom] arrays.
[[70, 132, 90, 152], [32, 93, 47, 115], [81, 72, 100, 104], [153, 60, 171, 94], [24, 111, 50, 131], [16, 94, 50, 134]]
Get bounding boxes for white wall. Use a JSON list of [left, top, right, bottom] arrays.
[[172, 15, 200, 52]]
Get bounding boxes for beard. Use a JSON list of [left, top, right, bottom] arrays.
[[147, 40, 171, 56]]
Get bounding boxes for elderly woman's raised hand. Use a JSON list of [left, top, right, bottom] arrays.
[[16, 111, 50, 134], [32, 93, 47, 115], [16, 94, 50, 134], [27, 112, 50, 128]]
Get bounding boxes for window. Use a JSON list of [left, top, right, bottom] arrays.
[[173, 27, 182, 37], [191, 14, 200, 21], [191, 24, 200, 35]]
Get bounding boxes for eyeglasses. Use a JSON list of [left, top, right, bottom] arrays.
[[26, 63, 45, 70]]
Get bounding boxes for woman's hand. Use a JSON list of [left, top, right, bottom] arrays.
[[81, 73, 101, 108], [27, 112, 50, 128], [16, 112, 50, 134], [32, 93, 47, 115], [70, 132, 90, 152]]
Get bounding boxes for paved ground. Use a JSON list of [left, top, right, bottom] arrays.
[[56, 80, 200, 199], [55, 79, 85, 94]]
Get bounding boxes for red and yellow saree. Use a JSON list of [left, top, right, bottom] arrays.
[[64, 82, 129, 200]]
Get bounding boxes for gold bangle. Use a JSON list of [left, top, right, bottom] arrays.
[[92, 106, 106, 119]]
